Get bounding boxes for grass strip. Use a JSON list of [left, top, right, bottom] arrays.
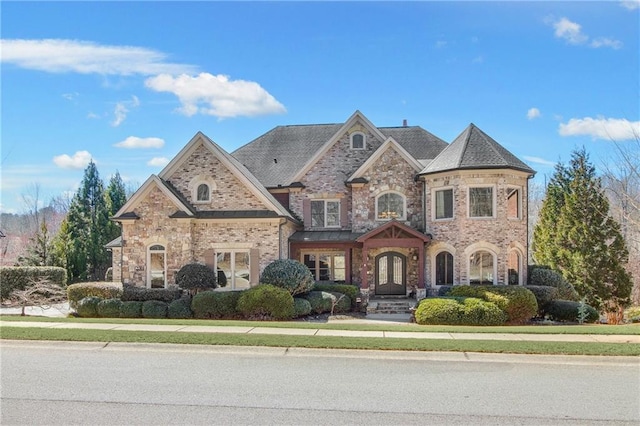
[[1, 327, 638, 356], [1, 315, 639, 335]]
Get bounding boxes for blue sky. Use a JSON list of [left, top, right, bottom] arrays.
[[1, 1, 638, 214]]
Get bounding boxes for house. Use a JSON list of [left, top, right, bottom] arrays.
[[110, 111, 535, 301]]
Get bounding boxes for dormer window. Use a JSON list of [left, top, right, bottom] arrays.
[[350, 132, 365, 150], [197, 183, 210, 202]]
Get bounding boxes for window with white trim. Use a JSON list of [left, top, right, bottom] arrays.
[[215, 250, 251, 290], [311, 200, 340, 228], [434, 188, 453, 220], [469, 187, 494, 218], [376, 192, 406, 220], [302, 251, 346, 282], [350, 132, 365, 150], [507, 187, 521, 219], [148, 244, 166, 289], [469, 250, 495, 285]]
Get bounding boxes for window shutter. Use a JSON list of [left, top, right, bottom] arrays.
[[204, 249, 215, 270], [303, 198, 311, 227], [340, 198, 349, 228], [250, 248, 260, 286]]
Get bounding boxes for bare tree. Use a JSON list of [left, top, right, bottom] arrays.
[[9, 278, 67, 316]]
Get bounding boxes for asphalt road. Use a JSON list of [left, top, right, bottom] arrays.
[[1, 341, 638, 425]]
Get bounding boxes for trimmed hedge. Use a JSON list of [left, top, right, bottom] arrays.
[[121, 284, 182, 303], [545, 300, 599, 323], [293, 297, 312, 317], [302, 291, 333, 314], [76, 296, 102, 317], [528, 267, 579, 301], [260, 259, 314, 296], [1, 266, 67, 300], [168, 297, 193, 319], [414, 297, 507, 326], [448, 285, 538, 324], [97, 298, 123, 318], [142, 300, 168, 319], [237, 285, 295, 320], [437, 285, 454, 297], [67, 282, 122, 309], [191, 291, 242, 319], [175, 263, 218, 291], [119, 301, 143, 318], [313, 283, 359, 308], [525, 285, 559, 316], [327, 291, 351, 313]]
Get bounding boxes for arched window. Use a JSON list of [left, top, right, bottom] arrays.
[[350, 132, 365, 150], [508, 250, 522, 285], [148, 244, 166, 288], [435, 251, 454, 285], [469, 250, 495, 285], [197, 183, 210, 202], [376, 192, 406, 220]]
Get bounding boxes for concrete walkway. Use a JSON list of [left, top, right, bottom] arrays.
[[2, 318, 639, 343]]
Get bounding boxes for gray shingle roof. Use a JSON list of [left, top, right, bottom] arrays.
[[232, 124, 448, 187], [419, 124, 535, 175]]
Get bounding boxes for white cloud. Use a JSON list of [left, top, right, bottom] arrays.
[[0, 39, 196, 75], [549, 17, 622, 49], [147, 157, 169, 167], [620, 0, 640, 10], [523, 156, 556, 167], [114, 136, 165, 149], [53, 151, 93, 169], [527, 108, 541, 120], [62, 92, 79, 101], [435, 40, 448, 49], [553, 17, 588, 45], [144, 73, 286, 118], [111, 95, 140, 127], [590, 37, 623, 50], [559, 117, 640, 141]]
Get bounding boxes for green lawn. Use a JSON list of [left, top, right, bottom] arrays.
[[2, 326, 638, 356]]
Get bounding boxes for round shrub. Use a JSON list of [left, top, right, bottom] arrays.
[[460, 298, 508, 326], [119, 301, 143, 318], [260, 259, 314, 296], [76, 296, 102, 317], [437, 285, 454, 296], [545, 300, 599, 323], [625, 306, 640, 323], [67, 282, 122, 309], [525, 285, 559, 316], [142, 300, 168, 319], [293, 297, 312, 318], [313, 283, 360, 308], [328, 291, 351, 313], [191, 291, 242, 319], [414, 298, 462, 325], [237, 284, 294, 320], [168, 296, 193, 319], [529, 267, 579, 301], [448, 285, 538, 324], [302, 291, 333, 314], [96, 298, 123, 318], [175, 263, 217, 292]]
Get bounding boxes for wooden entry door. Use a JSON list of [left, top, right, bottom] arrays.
[[375, 251, 406, 295]]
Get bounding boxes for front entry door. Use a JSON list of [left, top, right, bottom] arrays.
[[375, 251, 406, 295]]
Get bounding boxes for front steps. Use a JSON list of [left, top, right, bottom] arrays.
[[366, 298, 416, 315]]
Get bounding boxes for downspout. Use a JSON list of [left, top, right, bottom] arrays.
[[279, 218, 284, 260]]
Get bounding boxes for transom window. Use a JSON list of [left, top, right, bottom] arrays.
[[435, 251, 454, 285], [197, 183, 210, 202], [434, 188, 453, 220], [469, 187, 494, 218], [311, 200, 340, 228], [469, 250, 495, 285], [350, 132, 365, 150], [507, 187, 520, 219], [303, 252, 346, 282], [376, 192, 405, 220]]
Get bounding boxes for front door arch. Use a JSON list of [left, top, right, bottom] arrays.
[[375, 251, 406, 296]]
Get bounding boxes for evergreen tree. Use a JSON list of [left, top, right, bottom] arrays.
[[18, 218, 52, 266], [66, 161, 111, 281], [104, 171, 127, 243], [533, 149, 632, 322], [50, 218, 73, 282]]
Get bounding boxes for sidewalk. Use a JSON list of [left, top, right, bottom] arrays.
[[2, 318, 639, 343]]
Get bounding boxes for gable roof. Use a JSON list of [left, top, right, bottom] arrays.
[[232, 111, 448, 187], [419, 123, 535, 176], [348, 137, 423, 182], [112, 175, 195, 219], [355, 220, 431, 243]]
